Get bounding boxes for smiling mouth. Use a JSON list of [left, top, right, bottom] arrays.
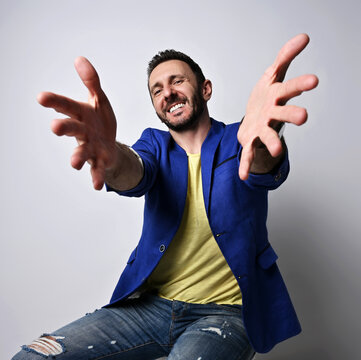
[[168, 103, 185, 113]]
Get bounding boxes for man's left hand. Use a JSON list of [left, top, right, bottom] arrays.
[[237, 33, 319, 180]]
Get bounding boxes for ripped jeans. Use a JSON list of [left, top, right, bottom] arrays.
[[12, 293, 255, 360]]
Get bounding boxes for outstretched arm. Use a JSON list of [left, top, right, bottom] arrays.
[[237, 33, 319, 180], [37, 57, 143, 191]]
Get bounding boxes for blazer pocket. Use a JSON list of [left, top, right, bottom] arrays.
[[214, 155, 238, 177], [257, 244, 278, 269], [214, 154, 238, 170], [127, 247, 138, 264]]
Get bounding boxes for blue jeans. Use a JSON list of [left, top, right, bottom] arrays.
[[12, 293, 255, 360]]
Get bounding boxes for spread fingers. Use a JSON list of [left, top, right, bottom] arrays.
[[37, 92, 83, 119], [270, 105, 308, 126], [51, 118, 87, 140]]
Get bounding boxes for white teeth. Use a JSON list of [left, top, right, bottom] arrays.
[[169, 103, 185, 113]]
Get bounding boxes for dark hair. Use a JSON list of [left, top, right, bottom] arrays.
[[147, 49, 205, 87]]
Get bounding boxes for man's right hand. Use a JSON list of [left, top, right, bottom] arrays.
[[38, 57, 118, 190]]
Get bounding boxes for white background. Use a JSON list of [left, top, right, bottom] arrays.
[[1, 1, 360, 359]]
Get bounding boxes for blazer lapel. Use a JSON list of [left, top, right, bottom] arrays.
[[168, 139, 189, 219], [201, 119, 224, 217]]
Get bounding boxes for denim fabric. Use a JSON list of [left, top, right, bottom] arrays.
[[12, 294, 255, 360]]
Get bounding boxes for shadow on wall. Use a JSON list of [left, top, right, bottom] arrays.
[[254, 348, 331, 360], [256, 189, 358, 360]]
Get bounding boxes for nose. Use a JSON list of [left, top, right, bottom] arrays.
[[163, 84, 174, 99]]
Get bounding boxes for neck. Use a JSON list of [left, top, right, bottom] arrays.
[[169, 110, 211, 154]]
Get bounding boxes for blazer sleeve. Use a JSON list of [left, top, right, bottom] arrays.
[[237, 147, 290, 190], [106, 128, 159, 197]]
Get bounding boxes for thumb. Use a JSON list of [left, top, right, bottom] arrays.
[[238, 145, 254, 181], [74, 56, 102, 97]]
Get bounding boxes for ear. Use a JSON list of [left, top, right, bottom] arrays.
[[202, 79, 212, 101]]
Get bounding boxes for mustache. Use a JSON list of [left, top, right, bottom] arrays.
[[165, 94, 187, 110]]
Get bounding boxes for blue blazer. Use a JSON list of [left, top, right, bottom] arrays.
[[105, 119, 301, 353]]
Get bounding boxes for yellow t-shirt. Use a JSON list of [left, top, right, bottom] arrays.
[[147, 153, 242, 305]]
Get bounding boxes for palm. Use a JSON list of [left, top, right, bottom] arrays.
[[237, 34, 318, 180], [38, 57, 117, 190]]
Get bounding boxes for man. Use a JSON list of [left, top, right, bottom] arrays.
[[12, 34, 318, 360]]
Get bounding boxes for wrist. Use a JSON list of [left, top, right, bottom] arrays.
[[104, 142, 143, 186]]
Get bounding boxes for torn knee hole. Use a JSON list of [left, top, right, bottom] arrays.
[[200, 321, 232, 339], [24, 335, 65, 357]]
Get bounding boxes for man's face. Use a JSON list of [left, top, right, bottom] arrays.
[[148, 60, 206, 132]]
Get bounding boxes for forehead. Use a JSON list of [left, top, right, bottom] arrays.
[[148, 60, 195, 86]]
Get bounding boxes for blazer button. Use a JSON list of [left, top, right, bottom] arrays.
[[275, 172, 282, 182], [159, 244, 166, 252]]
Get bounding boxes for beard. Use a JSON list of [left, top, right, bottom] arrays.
[[156, 88, 206, 132]]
